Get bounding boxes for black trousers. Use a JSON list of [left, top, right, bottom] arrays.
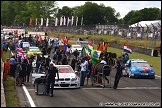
[[114, 72, 122, 88], [10, 65, 15, 77], [26, 71, 30, 82], [46, 78, 55, 95]]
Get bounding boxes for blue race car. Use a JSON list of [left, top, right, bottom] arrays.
[[124, 59, 155, 79]]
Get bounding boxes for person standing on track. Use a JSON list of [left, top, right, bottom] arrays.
[[9, 56, 16, 77], [86, 59, 92, 85], [3, 58, 10, 80], [21, 59, 27, 85], [16, 63, 23, 86], [113, 60, 125, 89], [71, 56, 78, 71], [26, 59, 32, 82], [46, 63, 59, 97], [80, 57, 88, 86]]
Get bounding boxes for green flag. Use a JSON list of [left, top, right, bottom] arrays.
[[90, 49, 101, 65]]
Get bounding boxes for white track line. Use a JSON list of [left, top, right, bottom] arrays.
[[8, 48, 14, 55], [155, 75, 161, 78], [83, 87, 161, 90], [22, 85, 36, 107]]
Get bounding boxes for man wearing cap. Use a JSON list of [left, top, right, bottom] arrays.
[[46, 63, 59, 97]]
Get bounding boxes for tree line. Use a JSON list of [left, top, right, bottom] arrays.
[[1, 1, 161, 26]]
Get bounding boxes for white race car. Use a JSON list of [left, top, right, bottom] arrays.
[[69, 44, 83, 53], [32, 65, 80, 88]]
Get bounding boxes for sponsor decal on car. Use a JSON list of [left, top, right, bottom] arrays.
[[142, 66, 150, 70]]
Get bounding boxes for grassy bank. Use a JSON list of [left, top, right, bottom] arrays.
[[2, 50, 19, 107], [49, 32, 161, 48]]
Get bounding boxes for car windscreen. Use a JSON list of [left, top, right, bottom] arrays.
[[23, 43, 30, 47], [58, 66, 74, 73], [72, 46, 82, 49], [132, 62, 150, 67], [29, 48, 40, 52]]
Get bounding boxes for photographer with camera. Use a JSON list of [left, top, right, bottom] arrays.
[[79, 57, 88, 86]]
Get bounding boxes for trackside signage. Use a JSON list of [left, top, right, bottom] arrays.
[[3, 29, 25, 34], [28, 32, 45, 36]]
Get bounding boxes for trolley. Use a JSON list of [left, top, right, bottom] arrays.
[[34, 77, 47, 95], [91, 63, 111, 88]]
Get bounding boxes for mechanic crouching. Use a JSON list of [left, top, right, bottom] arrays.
[[46, 63, 59, 97]]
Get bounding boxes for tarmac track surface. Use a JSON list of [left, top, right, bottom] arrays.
[[17, 68, 161, 107]]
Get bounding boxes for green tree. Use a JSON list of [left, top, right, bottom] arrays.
[[123, 10, 136, 25], [123, 8, 161, 25], [1, 1, 15, 26]]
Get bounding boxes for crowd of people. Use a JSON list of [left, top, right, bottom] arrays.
[[2, 32, 130, 97]]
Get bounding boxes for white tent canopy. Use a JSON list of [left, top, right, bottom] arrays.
[[129, 20, 161, 27]]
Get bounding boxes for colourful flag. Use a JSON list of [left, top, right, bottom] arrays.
[[17, 48, 23, 53], [35, 18, 38, 25], [124, 43, 132, 53], [60, 16, 63, 26], [63, 16, 66, 25], [21, 52, 27, 59], [64, 43, 69, 52], [64, 37, 68, 45], [88, 41, 93, 54], [55, 17, 58, 26], [39, 35, 43, 41], [81, 15, 83, 26], [71, 16, 74, 26], [30, 18, 32, 26], [67, 17, 70, 26], [90, 49, 101, 64], [83, 46, 90, 60], [61, 38, 64, 44], [46, 18, 49, 27], [41, 18, 43, 26], [17, 52, 22, 59], [76, 17, 78, 26]]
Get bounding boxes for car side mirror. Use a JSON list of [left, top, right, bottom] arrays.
[[150, 64, 153, 67]]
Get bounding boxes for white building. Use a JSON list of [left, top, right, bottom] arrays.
[[129, 20, 161, 28]]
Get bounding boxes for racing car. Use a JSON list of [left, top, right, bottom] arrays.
[[27, 46, 42, 57], [122, 59, 155, 79], [32, 65, 80, 88]]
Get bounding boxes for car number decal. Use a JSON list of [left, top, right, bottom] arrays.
[[142, 66, 150, 70]]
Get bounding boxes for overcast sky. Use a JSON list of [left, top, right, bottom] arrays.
[[56, 1, 161, 18]]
